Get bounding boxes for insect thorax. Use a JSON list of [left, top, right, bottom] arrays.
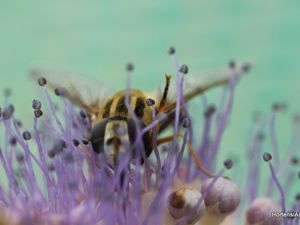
[[93, 89, 156, 126]]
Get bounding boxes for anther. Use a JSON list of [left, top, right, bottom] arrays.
[[16, 153, 25, 163], [263, 152, 272, 162], [34, 109, 43, 118], [32, 99, 42, 110], [55, 87, 67, 96], [168, 46, 176, 55], [126, 63, 134, 72], [82, 133, 91, 145], [16, 120, 22, 128], [290, 156, 299, 165], [224, 159, 233, 169], [9, 137, 17, 146], [53, 139, 67, 154], [48, 164, 55, 172], [47, 149, 56, 158], [241, 62, 252, 73], [272, 102, 287, 112], [38, 77, 47, 86], [80, 110, 87, 119], [2, 104, 15, 120], [146, 98, 155, 106], [22, 131, 32, 141], [229, 60, 236, 69], [204, 105, 216, 118], [82, 138, 90, 145], [182, 117, 191, 128], [72, 139, 80, 147], [179, 64, 189, 74]]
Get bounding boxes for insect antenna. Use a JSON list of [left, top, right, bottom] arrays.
[[157, 74, 172, 113]]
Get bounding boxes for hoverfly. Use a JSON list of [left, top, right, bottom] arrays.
[[30, 62, 251, 169]]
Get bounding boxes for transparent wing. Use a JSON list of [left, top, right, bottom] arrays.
[[156, 61, 252, 112], [30, 67, 113, 115]]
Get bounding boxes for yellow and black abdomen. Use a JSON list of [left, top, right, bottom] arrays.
[[91, 90, 157, 164]]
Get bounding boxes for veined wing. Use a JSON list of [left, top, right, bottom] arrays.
[[30, 67, 113, 116], [162, 61, 252, 112]]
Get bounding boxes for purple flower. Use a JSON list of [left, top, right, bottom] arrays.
[[0, 51, 299, 225]]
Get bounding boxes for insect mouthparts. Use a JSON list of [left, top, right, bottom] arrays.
[[106, 137, 122, 147]]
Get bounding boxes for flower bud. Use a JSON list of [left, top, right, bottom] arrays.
[[201, 177, 241, 214], [246, 197, 281, 225], [168, 187, 205, 224]]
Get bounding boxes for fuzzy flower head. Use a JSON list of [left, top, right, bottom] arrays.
[[0, 49, 299, 225]]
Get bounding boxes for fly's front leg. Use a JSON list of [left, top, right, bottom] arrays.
[[156, 134, 183, 146], [155, 135, 215, 178]]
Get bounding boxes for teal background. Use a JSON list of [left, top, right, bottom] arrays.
[[1, 1, 300, 175]]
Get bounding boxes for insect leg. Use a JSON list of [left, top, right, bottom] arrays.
[[186, 142, 215, 178], [156, 134, 182, 145], [156, 135, 215, 178]]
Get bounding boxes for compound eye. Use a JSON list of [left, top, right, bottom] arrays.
[[91, 119, 108, 154], [127, 118, 152, 161]]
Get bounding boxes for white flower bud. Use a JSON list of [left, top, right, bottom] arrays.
[[168, 187, 206, 224], [246, 197, 281, 225], [201, 177, 241, 214]]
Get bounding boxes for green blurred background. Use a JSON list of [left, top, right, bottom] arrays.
[[1, 0, 300, 168]]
